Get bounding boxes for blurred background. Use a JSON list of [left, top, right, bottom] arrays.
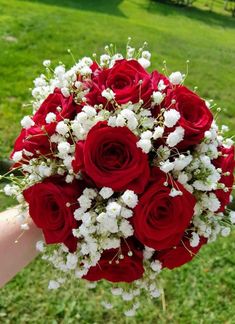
[[0, 0, 235, 323]]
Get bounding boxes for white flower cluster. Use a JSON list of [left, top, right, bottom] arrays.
[[73, 188, 137, 261], [100, 42, 151, 70], [31, 56, 94, 111], [40, 188, 138, 282], [106, 252, 162, 316]]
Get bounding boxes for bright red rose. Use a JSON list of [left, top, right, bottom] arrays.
[[10, 126, 52, 161], [132, 168, 196, 250], [85, 59, 153, 108], [151, 70, 169, 92], [72, 141, 84, 174], [33, 88, 80, 129], [163, 86, 213, 150], [83, 238, 144, 283], [155, 234, 207, 269], [90, 61, 100, 74], [11, 89, 80, 161], [72, 121, 150, 193], [213, 146, 235, 212], [23, 177, 84, 252]]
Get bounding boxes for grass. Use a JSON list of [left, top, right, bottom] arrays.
[[0, 0, 234, 322]]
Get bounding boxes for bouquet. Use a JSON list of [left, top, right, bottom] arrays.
[[3, 40, 235, 316]]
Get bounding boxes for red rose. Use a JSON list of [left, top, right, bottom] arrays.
[[155, 234, 207, 269], [86, 59, 153, 108], [72, 121, 150, 193], [213, 146, 235, 212], [83, 238, 144, 283], [72, 141, 84, 174], [163, 86, 213, 150], [11, 126, 52, 161], [151, 70, 169, 92], [132, 168, 196, 250], [23, 177, 84, 252], [11, 89, 80, 161], [33, 88, 80, 129], [90, 61, 100, 74]]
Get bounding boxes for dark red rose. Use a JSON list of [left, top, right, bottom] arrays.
[[132, 168, 196, 250], [155, 234, 207, 269], [90, 61, 100, 74], [72, 141, 84, 174], [213, 146, 235, 212], [151, 70, 169, 92], [85, 59, 153, 108], [83, 238, 144, 283], [33, 88, 80, 129], [23, 177, 84, 252], [163, 86, 213, 150], [10, 126, 52, 161], [11, 89, 80, 162], [72, 121, 150, 193]]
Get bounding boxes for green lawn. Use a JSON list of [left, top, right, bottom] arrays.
[[0, 0, 235, 323]]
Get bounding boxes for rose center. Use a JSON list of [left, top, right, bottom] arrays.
[[100, 142, 128, 170], [51, 201, 59, 212], [180, 102, 200, 123], [147, 198, 170, 227], [110, 74, 132, 90]]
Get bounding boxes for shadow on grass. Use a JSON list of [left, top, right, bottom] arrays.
[[0, 159, 12, 175], [146, 0, 235, 29], [23, 0, 126, 17]]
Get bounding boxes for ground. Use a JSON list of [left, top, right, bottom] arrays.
[[0, 0, 235, 323]]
